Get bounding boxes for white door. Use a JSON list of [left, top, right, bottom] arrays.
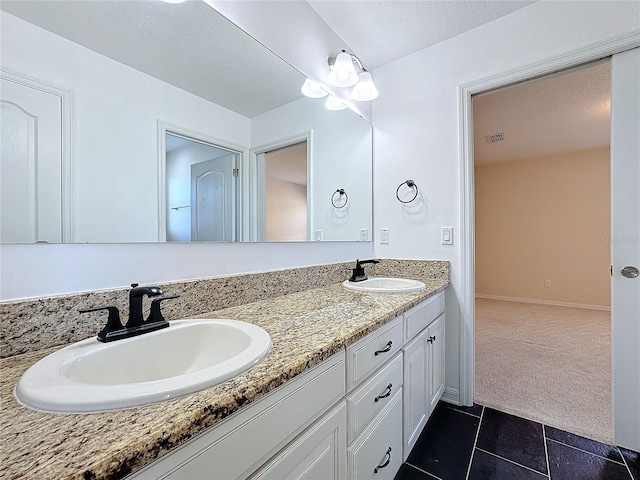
[[611, 47, 640, 452], [0, 78, 62, 243], [190, 155, 235, 242]]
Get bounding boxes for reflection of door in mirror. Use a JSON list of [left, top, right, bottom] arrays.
[[165, 133, 238, 242], [1, 78, 62, 243], [262, 142, 308, 242]]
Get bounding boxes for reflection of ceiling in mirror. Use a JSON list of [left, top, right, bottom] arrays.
[[0, 0, 305, 117]]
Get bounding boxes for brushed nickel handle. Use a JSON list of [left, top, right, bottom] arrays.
[[374, 341, 393, 356], [374, 383, 392, 402], [621, 266, 639, 278], [374, 447, 392, 473]]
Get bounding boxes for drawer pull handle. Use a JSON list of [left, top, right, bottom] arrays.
[[427, 335, 436, 343], [374, 447, 392, 473], [374, 383, 393, 402], [374, 341, 393, 356]]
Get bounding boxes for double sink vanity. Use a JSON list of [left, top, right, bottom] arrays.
[[1, 260, 450, 479]]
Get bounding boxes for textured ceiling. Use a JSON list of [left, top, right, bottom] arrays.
[[307, 0, 537, 69], [473, 61, 611, 165]]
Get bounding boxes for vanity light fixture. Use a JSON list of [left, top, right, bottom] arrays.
[[301, 78, 328, 98], [300, 49, 378, 108], [328, 50, 359, 87], [351, 71, 379, 102]]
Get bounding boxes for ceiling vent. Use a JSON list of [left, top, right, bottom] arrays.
[[485, 133, 505, 143]]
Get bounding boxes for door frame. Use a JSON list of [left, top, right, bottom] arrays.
[[457, 32, 640, 424], [157, 120, 247, 242], [1, 68, 74, 242], [250, 131, 313, 242]]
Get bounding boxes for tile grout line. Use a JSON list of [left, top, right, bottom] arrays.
[[464, 405, 484, 480], [545, 437, 629, 466], [444, 405, 482, 419], [618, 450, 636, 480], [475, 448, 549, 478], [542, 424, 551, 478], [405, 462, 443, 480]]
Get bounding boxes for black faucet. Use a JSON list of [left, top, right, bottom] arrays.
[[349, 258, 380, 282], [127, 283, 163, 328], [79, 283, 179, 342]]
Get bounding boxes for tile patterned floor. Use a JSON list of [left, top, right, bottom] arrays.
[[395, 401, 639, 480]]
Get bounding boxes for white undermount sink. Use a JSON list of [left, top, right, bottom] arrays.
[[14, 319, 272, 413], [342, 277, 426, 293]]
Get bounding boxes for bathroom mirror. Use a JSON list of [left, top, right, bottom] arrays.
[[0, 0, 372, 244]]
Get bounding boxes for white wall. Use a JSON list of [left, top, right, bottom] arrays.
[[252, 97, 373, 241], [372, 0, 640, 397], [266, 178, 307, 242], [0, 8, 373, 301], [1, 11, 251, 243]]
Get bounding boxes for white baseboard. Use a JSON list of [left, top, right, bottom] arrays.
[[441, 387, 461, 405], [475, 294, 611, 311]]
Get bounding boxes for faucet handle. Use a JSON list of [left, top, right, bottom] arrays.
[[146, 294, 180, 324], [79, 305, 123, 342]]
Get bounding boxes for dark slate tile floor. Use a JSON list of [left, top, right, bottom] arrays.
[[396, 401, 639, 480]]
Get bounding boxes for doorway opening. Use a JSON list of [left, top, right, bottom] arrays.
[[251, 136, 310, 242], [472, 60, 612, 442], [164, 132, 240, 242]]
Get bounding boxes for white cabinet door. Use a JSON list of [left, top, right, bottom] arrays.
[[402, 329, 429, 459], [251, 402, 346, 480], [428, 314, 446, 414], [347, 390, 403, 480]]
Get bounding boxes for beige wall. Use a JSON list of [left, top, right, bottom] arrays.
[[475, 147, 610, 308], [266, 178, 307, 242]]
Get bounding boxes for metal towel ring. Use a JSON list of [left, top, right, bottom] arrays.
[[331, 189, 348, 209], [396, 180, 418, 204]]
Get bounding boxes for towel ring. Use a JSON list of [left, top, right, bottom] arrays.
[[396, 180, 418, 204], [331, 188, 348, 209]]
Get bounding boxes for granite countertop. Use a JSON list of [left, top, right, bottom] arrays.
[[0, 278, 449, 480]]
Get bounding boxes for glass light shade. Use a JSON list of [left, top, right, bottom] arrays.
[[301, 79, 328, 98], [325, 95, 347, 111], [350, 72, 379, 101], [328, 52, 358, 88]]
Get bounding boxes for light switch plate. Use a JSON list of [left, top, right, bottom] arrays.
[[441, 227, 453, 245], [380, 228, 389, 244]]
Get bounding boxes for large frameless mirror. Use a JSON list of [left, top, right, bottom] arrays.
[[0, 0, 372, 243]]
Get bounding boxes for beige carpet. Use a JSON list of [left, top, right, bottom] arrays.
[[475, 298, 612, 443]]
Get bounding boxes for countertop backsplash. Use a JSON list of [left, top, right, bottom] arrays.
[[0, 259, 449, 358]]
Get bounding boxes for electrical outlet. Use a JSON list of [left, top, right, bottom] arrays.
[[315, 230, 323, 241], [544, 280, 551, 288], [359, 228, 369, 241], [380, 228, 389, 244]]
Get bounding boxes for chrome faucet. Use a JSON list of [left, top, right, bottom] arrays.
[[349, 259, 380, 282]]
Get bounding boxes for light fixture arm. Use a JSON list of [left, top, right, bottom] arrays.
[[328, 50, 369, 73]]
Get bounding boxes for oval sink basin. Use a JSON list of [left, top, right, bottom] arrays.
[[15, 319, 272, 413], [343, 277, 426, 293]]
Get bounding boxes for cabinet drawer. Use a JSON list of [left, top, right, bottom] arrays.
[[346, 316, 402, 391], [346, 353, 402, 444], [404, 291, 445, 341], [346, 390, 403, 480]]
